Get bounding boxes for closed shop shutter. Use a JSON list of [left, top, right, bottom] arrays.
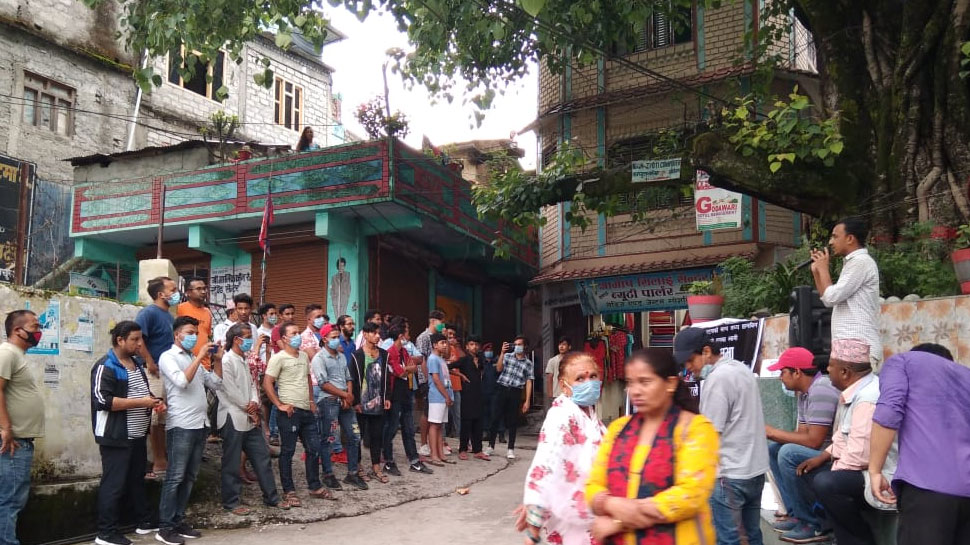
[[374, 246, 429, 332], [251, 240, 328, 325]]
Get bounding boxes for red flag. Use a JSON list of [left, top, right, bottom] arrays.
[[258, 193, 274, 253]]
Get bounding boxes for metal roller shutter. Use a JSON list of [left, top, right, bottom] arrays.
[[252, 240, 328, 325]]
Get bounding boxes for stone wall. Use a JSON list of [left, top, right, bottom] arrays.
[[0, 284, 140, 480]]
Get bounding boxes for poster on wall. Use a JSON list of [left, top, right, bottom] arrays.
[[575, 268, 713, 316], [435, 276, 473, 337], [632, 158, 682, 183], [0, 154, 32, 283], [330, 256, 352, 318], [25, 299, 60, 355], [695, 170, 743, 231], [68, 272, 110, 298], [701, 318, 765, 372], [209, 265, 252, 306], [63, 303, 95, 352]]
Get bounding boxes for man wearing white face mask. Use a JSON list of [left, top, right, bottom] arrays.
[[156, 316, 223, 545], [673, 327, 769, 545], [217, 324, 287, 514]]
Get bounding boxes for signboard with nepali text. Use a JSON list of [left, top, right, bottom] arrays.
[[632, 158, 682, 183], [695, 170, 743, 231], [576, 267, 713, 316]]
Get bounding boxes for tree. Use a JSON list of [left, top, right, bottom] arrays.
[[93, 0, 970, 236]]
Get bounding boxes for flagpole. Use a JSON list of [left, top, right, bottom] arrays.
[[259, 172, 272, 306]]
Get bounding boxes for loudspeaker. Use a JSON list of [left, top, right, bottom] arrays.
[[789, 285, 832, 360]]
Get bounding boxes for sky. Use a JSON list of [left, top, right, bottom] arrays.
[[320, 7, 538, 169]]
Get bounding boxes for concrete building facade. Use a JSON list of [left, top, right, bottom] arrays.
[[530, 2, 818, 420]]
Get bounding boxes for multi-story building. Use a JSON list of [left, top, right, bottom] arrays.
[[529, 3, 817, 418], [0, 0, 346, 282]]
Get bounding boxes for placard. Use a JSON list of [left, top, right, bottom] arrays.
[[695, 170, 743, 231]]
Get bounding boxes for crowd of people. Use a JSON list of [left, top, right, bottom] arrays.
[[0, 274, 537, 545], [519, 218, 970, 545]]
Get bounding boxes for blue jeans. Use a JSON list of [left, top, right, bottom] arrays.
[[268, 405, 279, 438], [159, 427, 206, 531], [313, 386, 342, 454], [277, 408, 322, 492], [316, 398, 360, 475], [0, 439, 33, 545], [447, 391, 461, 437], [710, 474, 766, 545], [383, 393, 419, 466], [768, 441, 824, 530]]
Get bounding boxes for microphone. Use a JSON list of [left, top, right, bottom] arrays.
[[794, 259, 813, 270]]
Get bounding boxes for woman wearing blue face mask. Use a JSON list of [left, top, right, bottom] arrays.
[[514, 352, 607, 545]]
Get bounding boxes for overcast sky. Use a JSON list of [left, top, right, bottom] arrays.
[[321, 7, 538, 169]]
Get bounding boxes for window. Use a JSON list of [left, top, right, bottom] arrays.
[[22, 72, 74, 136], [613, 1, 693, 55], [167, 48, 225, 100], [616, 185, 692, 214], [274, 77, 303, 131]]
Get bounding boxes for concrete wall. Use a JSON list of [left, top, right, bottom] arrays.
[[0, 284, 139, 480], [760, 295, 970, 368]]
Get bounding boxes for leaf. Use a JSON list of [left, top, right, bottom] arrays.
[[275, 31, 293, 49], [151, 74, 163, 87], [769, 161, 782, 173], [962, 41, 970, 56], [829, 141, 844, 154], [521, 0, 546, 16], [294, 14, 307, 27]]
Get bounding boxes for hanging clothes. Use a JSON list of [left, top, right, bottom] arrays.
[[608, 330, 629, 380], [584, 337, 607, 380]]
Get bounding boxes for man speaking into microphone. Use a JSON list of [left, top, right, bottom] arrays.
[[810, 217, 882, 366]]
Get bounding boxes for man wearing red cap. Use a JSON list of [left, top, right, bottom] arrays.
[[764, 347, 841, 543]]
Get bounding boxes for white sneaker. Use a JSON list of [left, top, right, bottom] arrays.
[[418, 444, 431, 456], [483, 446, 494, 456], [506, 449, 516, 460]]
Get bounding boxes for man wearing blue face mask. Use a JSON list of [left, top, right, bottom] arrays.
[[216, 323, 287, 515], [674, 327, 770, 545], [156, 316, 223, 545]]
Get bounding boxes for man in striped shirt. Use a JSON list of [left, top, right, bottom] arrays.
[[811, 217, 882, 366], [91, 321, 164, 545]]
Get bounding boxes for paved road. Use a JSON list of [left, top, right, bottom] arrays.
[[188, 452, 531, 545]]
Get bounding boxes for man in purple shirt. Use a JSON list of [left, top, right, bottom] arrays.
[[869, 343, 970, 545]]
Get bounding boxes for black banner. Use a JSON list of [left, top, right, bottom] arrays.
[[703, 318, 765, 372]]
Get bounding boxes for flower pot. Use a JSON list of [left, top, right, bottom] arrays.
[[951, 247, 970, 294], [687, 295, 724, 323]]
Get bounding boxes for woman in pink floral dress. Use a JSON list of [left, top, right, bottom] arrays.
[[518, 352, 607, 545]]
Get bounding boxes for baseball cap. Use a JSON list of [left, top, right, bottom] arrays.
[[673, 327, 711, 365], [319, 324, 334, 337], [767, 347, 815, 372]]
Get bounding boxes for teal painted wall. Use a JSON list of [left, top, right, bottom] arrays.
[[326, 235, 367, 326]]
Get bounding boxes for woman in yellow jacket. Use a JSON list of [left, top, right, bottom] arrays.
[[586, 348, 719, 545]]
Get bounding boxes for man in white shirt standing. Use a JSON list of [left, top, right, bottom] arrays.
[[155, 316, 223, 545], [217, 324, 287, 515], [811, 217, 882, 366]]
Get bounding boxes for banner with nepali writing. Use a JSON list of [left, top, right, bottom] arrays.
[[695, 170, 743, 231], [576, 268, 713, 316]]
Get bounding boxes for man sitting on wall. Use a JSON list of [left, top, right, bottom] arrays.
[[764, 347, 840, 543]]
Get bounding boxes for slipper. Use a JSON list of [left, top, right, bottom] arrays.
[[357, 468, 371, 482], [284, 492, 302, 508], [368, 470, 390, 484], [144, 471, 159, 481], [427, 459, 445, 467], [458, 452, 469, 461], [474, 452, 491, 461], [228, 506, 251, 516], [309, 488, 337, 501], [442, 458, 457, 465]]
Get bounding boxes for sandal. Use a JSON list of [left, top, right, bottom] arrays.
[[458, 452, 469, 461], [357, 468, 371, 482], [284, 491, 302, 508], [442, 458, 457, 464], [274, 499, 291, 510], [144, 471, 160, 481], [228, 506, 252, 516], [368, 470, 390, 484], [309, 488, 337, 501], [427, 459, 445, 467]]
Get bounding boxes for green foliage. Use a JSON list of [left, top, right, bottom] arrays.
[[354, 97, 411, 140], [198, 110, 239, 162], [722, 88, 844, 173], [83, 0, 330, 94], [960, 42, 970, 79], [869, 223, 958, 298], [956, 223, 970, 248], [686, 275, 722, 296], [719, 248, 815, 318]]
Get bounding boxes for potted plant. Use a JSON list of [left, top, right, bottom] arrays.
[[952, 224, 970, 294], [686, 276, 724, 323]]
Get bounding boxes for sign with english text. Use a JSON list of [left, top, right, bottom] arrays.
[[575, 268, 714, 316], [695, 170, 743, 231]]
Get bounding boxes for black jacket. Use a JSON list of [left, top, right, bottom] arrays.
[[348, 346, 389, 415], [90, 350, 152, 447], [456, 355, 485, 418]]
